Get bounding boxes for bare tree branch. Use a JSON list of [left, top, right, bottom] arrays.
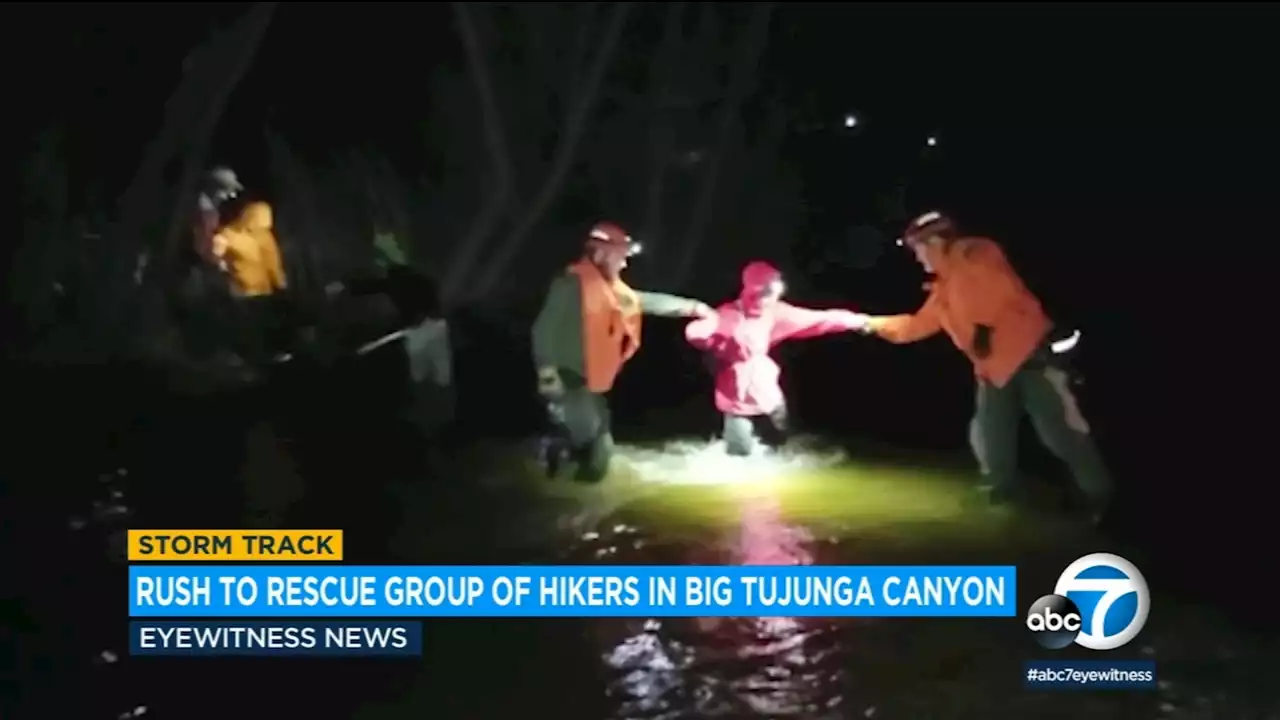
[[642, 3, 688, 254], [470, 1, 635, 298], [94, 2, 279, 353], [264, 127, 323, 290], [441, 1, 515, 305], [669, 3, 774, 286], [566, 4, 599, 101]]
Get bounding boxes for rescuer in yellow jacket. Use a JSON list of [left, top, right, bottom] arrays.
[[212, 201, 287, 297], [862, 211, 1112, 523]]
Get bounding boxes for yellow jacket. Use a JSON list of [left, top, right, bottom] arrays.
[[212, 202, 287, 297]]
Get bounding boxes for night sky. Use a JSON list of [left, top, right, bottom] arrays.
[[19, 3, 1273, 475], [30, 3, 1274, 202]]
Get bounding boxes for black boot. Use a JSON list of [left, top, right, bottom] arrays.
[[572, 432, 613, 484], [538, 436, 569, 478]]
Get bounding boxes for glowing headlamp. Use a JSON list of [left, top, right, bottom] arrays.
[[589, 228, 642, 256]]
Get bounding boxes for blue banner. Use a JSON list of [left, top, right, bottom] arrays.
[[128, 620, 423, 656], [1024, 660, 1157, 690], [128, 565, 1016, 617]]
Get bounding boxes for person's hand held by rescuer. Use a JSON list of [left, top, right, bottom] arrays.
[[860, 210, 1114, 523]]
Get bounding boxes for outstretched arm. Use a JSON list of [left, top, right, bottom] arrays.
[[685, 309, 742, 363], [866, 293, 943, 344], [637, 290, 712, 318], [771, 303, 867, 344], [684, 312, 722, 351]]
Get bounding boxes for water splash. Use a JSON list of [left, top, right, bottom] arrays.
[[615, 436, 846, 486]]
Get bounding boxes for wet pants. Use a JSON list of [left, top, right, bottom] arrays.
[[969, 356, 1112, 512], [545, 371, 614, 482], [723, 405, 789, 457]]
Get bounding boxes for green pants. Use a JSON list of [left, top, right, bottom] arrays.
[[546, 371, 614, 482], [970, 355, 1112, 511]]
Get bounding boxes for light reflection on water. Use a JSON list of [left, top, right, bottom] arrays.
[[505, 438, 1261, 719], [618, 437, 846, 487], [580, 478, 850, 719], [552, 439, 1260, 720]]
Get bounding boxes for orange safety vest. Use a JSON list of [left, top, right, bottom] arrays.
[[567, 257, 642, 393]]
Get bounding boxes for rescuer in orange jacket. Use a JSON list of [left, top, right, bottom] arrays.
[[531, 221, 714, 482], [861, 211, 1112, 521]]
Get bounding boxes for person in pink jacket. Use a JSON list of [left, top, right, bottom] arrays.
[[685, 261, 870, 455]]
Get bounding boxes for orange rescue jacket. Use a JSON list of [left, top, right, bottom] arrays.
[[568, 257, 642, 393], [869, 237, 1051, 387], [212, 202, 288, 297]]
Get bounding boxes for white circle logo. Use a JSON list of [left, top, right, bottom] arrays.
[[1054, 552, 1150, 651]]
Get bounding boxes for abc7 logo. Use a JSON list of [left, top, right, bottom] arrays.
[[1026, 594, 1083, 649], [1026, 553, 1150, 651]]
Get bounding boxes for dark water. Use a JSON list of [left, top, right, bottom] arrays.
[[7, 350, 1277, 720]]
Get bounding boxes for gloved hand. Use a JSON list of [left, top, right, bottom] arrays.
[[687, 301, 716, 318], [842, 311, 873, 333], [536, 366, 565, 398], [972, 324, 993, 359]]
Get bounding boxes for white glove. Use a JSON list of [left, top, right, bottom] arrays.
[[688, 301, 716, 318], [844, 311, 873, 333]]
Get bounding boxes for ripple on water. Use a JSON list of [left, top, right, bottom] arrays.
[[550, 440, 1269, 719], [615, 437, 846, 486], [600, 616, 847, 719], [568, 487, 850, 719]]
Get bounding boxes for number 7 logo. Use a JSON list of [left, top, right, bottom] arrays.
[[1054, 553, 1151, 651]]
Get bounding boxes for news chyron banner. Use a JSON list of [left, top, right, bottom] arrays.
[[125, 529, 424, 658], [127, 529, 1019, 658]]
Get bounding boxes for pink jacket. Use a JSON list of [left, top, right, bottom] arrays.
[[685, 262, 863, 416]]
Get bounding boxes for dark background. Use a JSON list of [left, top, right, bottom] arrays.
[[9, 4, 1276, 716], [17, 0, 1271, 592]]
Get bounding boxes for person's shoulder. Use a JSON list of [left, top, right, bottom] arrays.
[[954, 236, 1004, 262], [544, 271, 580, 296]]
